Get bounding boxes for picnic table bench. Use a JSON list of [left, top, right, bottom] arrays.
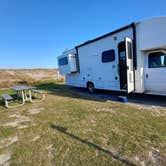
[[31, 89, 45, 102], [2, 94, 13, 101], [1, 93, 25, 108], [2, 94, 13, 108]]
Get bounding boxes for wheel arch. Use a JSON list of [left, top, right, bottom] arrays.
[[86, 81, 94, 88]]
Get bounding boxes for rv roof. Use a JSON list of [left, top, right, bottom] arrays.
[[76, 22, 134, 48], [75, 16, 166, 48], [136, 16, 166, 24]]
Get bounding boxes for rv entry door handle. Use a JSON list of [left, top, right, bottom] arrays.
[[146, 73, 148, 79]]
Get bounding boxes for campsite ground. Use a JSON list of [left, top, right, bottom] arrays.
[[0, 81, 165, 165]]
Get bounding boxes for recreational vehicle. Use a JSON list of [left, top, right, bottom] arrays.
[[57, 17, 166, 96]]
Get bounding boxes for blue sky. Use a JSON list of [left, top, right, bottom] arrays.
[[0, 0, 166, 69]]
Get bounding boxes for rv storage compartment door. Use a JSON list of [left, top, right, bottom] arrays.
[[125, 37, 134, 93]]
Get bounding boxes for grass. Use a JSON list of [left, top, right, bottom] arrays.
[[0, 89, 15, 100], [0, 81, 165, 165]]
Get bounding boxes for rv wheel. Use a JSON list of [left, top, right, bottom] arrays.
[[87, 83, 95, 93]]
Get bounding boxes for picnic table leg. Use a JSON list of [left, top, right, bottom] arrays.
[[24, 90, 28, 101], [28, 90, 33, 103], [21, 91, 25, 105], [41, 93, 45, 101], [4, 100, 10, 108], [17, 91, 21, 99], [17, 91, 19, 99]]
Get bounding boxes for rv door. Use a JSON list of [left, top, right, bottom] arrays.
[[125, 37, 134, 93]]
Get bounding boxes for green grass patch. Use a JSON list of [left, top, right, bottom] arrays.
[[0, 81, 165, 165], [0, 89, 15, 100]]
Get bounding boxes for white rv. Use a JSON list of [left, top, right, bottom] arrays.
[[57, 17, 166, 95]]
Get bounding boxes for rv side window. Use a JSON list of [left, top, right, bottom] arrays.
[[58, 57, 68, 66], [127, 41, 132, 59], [148, 52, 166, 68], [102, 49, 115, 63]]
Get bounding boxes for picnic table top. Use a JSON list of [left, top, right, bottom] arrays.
[[10, 85, 36, 91]]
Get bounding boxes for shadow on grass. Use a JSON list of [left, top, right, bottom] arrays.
[[35, 82, 67, 92], [51, 124, 136, 166], [36, 82, 166, 107], [35, 82, 104, 102]]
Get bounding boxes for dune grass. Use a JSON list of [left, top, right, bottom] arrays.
[[0, 81, 165, 165]]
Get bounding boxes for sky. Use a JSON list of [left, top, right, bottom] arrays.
[[0, 0, 166, 69]]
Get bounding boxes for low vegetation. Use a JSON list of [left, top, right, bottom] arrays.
[[0, 69, 64, 88], [0, 81, 165, 165]]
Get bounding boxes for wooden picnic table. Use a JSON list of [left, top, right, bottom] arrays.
[[10, 85, 36, 104]]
